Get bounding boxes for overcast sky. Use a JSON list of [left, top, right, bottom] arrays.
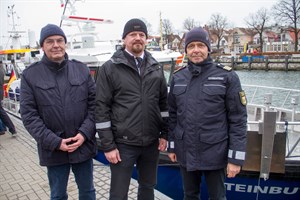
[[1, 0, 278, 48]]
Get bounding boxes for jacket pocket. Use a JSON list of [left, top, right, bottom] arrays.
[[203, 84, 226, 95], [197, 131, 228, 167], [173, 84, 187, 96], [69, 79, 88, 103], [199, 131, 228, 144], [201, 84, 226, 108], [35, 83, 56, 106]]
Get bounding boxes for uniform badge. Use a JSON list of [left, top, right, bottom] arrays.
[[239, 90, 247, 106], [223, 66, 232, 71]]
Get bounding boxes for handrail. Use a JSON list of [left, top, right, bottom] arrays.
[[248, 121, 300, 125], [242, 84, 300, 112], [242, 84, 300, 92]]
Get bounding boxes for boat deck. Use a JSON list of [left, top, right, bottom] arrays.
[[0, 114, 171, 200]]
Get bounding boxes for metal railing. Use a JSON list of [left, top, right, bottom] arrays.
[[3, 91, 20, 117]]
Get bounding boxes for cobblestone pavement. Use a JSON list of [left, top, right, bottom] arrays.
[[0, 115, 171, 200]]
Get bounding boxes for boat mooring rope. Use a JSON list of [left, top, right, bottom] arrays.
[[255, 177, 261, 200]]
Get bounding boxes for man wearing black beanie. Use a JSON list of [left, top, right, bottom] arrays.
[[168, 27, 247, 200], [20, 24, 97, 200], [95, 18, 168, 200]]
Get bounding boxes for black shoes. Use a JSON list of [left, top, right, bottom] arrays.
[[9, 130, 17, 137]]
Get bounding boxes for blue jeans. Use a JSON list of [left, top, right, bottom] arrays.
[[109, 142, 159, 200], [0, 102, 15, 133], [0, 118, 7, 132], [47, 158, 96, 200]]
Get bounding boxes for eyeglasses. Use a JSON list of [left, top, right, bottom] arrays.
[[44, 38, 65, 46]]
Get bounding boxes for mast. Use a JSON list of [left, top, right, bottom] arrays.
[[6, 5, 25, 49], [159, 11, 163, 51]]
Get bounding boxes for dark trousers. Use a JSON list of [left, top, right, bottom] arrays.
[[180, 166, 226, 200], [109, 142, 159, 200], [47, 158, 96, 200], [0, 103, 15, 133]]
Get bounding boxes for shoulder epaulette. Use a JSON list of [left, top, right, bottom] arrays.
[[26, 61, 39, 69], [174, 66, 186, 74], [216, 63, 232, 71], [31, 61, 39, 66]]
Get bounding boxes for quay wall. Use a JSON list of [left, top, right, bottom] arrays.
[[215, 54, 300, 71], [217, 61, 300, 71]]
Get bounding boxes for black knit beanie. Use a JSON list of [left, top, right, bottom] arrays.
[[122, 18, 148, 39], [185, 27, 211, 53], [39, 24, 67, 47]]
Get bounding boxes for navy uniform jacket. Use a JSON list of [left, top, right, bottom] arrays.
[[168, 57, 247, 171], [20, 54, 97, 166]]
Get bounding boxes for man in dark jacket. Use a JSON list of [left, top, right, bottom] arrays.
[[95, 18, 168, 200], [20, 24, 97, 200], [168, 27, 247, 200]]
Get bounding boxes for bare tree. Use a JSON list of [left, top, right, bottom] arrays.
[[183, 17, 200, 31], [162, 19, 173, 35], [273, 0, 300, 51], [141, 18, 153, 35], [161, 19, 174, 49], [245, 8, 270, 52], [208, 13, 228, 51]]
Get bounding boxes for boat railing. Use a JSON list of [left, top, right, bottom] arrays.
[[3, 91, 20, 118], [242, 84, 300, 110], [242, 84, 300, 123]]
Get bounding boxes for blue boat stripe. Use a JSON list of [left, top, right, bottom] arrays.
[[96, 121, 111, 129]]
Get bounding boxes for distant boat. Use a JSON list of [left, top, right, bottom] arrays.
[[0, 4, 41, 65], [4, 0, 182, 99]]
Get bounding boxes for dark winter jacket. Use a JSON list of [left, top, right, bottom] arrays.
[[95, 49, 168, 152], [20, 54, 97, 166], [168, 57, 247, 171]]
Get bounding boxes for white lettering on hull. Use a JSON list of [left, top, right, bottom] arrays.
[[225, 183, 299, 195]]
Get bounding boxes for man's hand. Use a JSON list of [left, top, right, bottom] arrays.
[[59, 133, 85, 153], [105, 149, 121, 164], [158, 138, 167, 151], [59, 138, 73, 151], [227, 163, 241, 178], [168, 153, 177, 162], [67, 133, 85, 152]]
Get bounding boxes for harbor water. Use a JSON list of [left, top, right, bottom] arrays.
[[236, 70, 300, 90], [236, 70, 300, 110]]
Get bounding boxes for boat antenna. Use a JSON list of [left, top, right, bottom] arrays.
[[59, 0, 69, 27]]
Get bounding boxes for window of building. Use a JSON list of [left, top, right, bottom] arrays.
[[233, 32, 239, 44]]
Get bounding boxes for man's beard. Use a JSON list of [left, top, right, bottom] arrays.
[[131, 43, 144, 54]]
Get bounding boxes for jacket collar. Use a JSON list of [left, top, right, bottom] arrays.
[[111, 48, 159, 69], [41, 53, 68, 71], [187, 56, 214, 76]]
